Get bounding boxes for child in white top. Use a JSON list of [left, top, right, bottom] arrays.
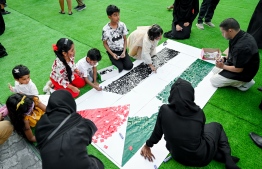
[[8, 65, 39, 95], [76, 48, 102, 91]]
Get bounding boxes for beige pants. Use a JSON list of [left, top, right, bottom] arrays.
[[0, 120, 13, 145], [210, 67, 244, 88]]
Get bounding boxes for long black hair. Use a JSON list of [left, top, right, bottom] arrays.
[[54, 38, 74, 83], [6, 93, 34, 138]]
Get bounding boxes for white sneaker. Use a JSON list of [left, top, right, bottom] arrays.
[[237, 79, 255, 91], [196, 23, 204, 30], [204, 22, 215, 27]]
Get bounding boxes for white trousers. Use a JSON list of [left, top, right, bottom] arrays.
[[210, 67, 245, 88]]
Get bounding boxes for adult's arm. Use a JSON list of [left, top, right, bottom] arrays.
[[216, 61, 243, 73], [190, 0, 199, 23], [141, 109, 164, 161], [145, 108, 164, 147], [172, 0, 179, 25], [83, 119, 97, 144]]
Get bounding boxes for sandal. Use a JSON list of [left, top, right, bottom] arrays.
[[68, 12, 73, 15], [59, 11, 65, 14]]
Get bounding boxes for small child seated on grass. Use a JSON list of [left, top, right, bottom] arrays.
[[8, 64, 39, 95], [76, 48, 102, 91]]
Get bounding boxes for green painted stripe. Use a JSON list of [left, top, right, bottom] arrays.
[[157, 59, 214, 103], [122, 59, 214, 166]]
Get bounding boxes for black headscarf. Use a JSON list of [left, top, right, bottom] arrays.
[[36, 90, 82, 149], [168, 78, 200, 116], [45, 89, 76, 115]]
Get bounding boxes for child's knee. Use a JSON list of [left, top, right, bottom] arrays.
[[125, 63, 133, 70]]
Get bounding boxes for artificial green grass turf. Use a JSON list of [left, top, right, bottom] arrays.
[[1, 0, 262, 168]]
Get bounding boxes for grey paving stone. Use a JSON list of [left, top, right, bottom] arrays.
[[0, 132, 42, 169]]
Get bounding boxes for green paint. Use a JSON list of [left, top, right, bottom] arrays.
[[121, 59, 214, 167], [157, 59, 214, 103], [121, 112, 158, 166]]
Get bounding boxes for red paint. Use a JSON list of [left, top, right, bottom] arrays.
[[129, 146, 133, 151], [78, 104, 130, 144]]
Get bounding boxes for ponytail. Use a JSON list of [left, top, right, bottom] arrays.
[[53, 38, 73, 83]]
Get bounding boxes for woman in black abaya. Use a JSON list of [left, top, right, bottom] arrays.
[[247, 0, 262, 49], [140, 78, 240, 169], [35, 90, 104, 169], [164, 0, 199, 39]]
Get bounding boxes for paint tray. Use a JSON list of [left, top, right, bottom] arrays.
[[201, 48, 221, 60]]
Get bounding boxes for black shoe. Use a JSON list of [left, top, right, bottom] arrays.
[[250, 132, 262, 148], [1, 11, 11, 15], [74, 5, 80, 9], [164, 31, 175, 39], [77, 4, 86, 11], [259, 100, 262, 110], [0, 51, 8, 58]]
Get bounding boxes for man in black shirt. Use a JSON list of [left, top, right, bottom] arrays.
[[210, 18, 260, 91]]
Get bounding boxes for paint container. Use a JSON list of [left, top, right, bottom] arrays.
[[119, 133, 124, 139]]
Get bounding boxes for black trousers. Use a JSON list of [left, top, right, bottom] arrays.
[[203, 122, 232, 163], [197, 0, 220, 24], [0, 12, 5, 35], [106, 50, 133, 73], [171, 21, 192, 40]]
